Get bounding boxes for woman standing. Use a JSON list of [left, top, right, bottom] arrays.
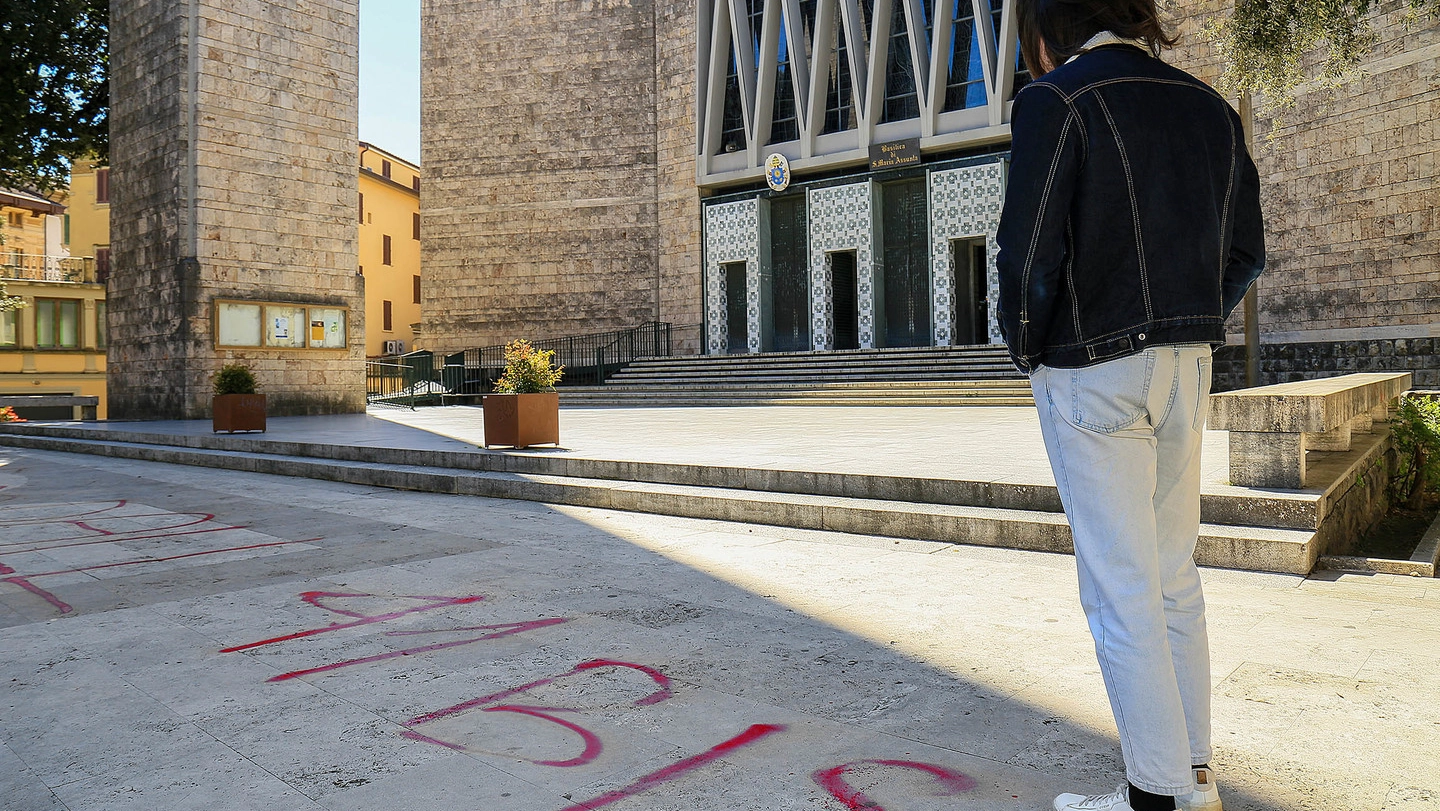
[[995, 1, 1265, 810]]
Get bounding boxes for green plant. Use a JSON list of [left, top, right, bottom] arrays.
[[0, 281, 22, 313], [1206, 0, 1439, 108], [492, 339, 563, 394], [1389, 394, 1440, 510], [0, 406, 25, 423], [213, 363, 259, 396]]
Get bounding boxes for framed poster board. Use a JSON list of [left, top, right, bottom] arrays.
[[214, 300, 348, 350]]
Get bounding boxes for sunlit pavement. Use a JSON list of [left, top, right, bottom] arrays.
[[0, 446, 1435, 810]]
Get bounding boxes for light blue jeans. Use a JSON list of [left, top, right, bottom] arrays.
[[1030, 344, 1214, 796]]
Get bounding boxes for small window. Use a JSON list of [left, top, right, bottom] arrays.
[[382, 300, 393, 331], [382, 235, 392, 265], [413, 275, 421, 304], [96, 300, 106, 349], [412, 212, 420, 241], [95, 168, 110, 204], [35, 298, 81, 348], [358, 192, 364, 222], [6, 212, 24, 228], [0, 310, 16, 346], [63, 214, 70, 245], [94, 247, 110, 283], [381, 159, 391, 179], [412, 176, 420, 192]]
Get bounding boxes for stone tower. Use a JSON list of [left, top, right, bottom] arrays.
[[109, 0, 365, 419]]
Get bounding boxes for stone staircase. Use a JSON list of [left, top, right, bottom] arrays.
[[562, 345, 1033, 406], [0, 423, 1332, 574]]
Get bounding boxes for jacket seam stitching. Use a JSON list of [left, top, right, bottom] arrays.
[[1093, 93, 1153, 321], [1064, 224, 1083, 341], [1018, 107, 1076, 327], [1061, 76, 1229, 105], [1220, 119, 1239, 314]]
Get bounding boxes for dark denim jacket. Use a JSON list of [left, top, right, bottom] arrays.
[[995, 44, 1265, 371]]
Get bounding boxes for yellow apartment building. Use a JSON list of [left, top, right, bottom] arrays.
[[66, 160, 112, 281], [1, 186, 108, 418], [358, 142, 422, 357]]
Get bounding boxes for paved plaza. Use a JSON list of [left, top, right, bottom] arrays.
[[0, 425, 1437, 810]]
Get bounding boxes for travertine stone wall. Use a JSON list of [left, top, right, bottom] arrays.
[[110, 0, 363, 419], [1167, 0, 1439, 342], [423, 0, 696, 353], [655, 1, 704, 353]]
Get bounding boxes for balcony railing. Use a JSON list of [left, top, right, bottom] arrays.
[[0, 254, 101, 284]]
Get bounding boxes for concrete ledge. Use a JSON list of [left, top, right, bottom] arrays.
[[1, 421, 1334, 530], [0, 430, 1320, 574]]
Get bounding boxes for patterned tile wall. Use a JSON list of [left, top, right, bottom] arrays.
[[703, 199, 760, 355], [928, 162, 1006, 346], [806, 182, 876, 351]]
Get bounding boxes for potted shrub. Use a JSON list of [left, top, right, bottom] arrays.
[[212, 363, 266, 433], [483, 339, 562, 449]]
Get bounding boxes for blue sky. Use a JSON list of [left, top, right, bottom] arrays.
[[359, 0, 420, 165]]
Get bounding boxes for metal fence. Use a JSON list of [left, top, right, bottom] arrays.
[[442, 321, 672, 396], [0, 254, 99, 284], [365, 353, 442, 409]]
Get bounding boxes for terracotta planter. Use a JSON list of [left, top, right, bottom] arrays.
[[213, 393, 266, 433], [482, 392, 559, 449]]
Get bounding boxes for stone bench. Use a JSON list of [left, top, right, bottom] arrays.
[[1209, 372, 1412, 488], [0, 395, 100, 421]]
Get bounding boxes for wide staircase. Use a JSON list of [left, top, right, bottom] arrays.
[[561, 345, 1032, 406]]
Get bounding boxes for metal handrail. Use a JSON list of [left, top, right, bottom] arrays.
[[0, 255, 98, 284], [441, 321, 673, 396], [365, 359, 437, 409]]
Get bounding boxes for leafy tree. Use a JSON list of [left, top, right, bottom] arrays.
[[1208, 0, 1439, 104], [0, 0, 108, 192]]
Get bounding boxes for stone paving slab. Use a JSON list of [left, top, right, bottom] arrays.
[[0, 446, 1436, 810]]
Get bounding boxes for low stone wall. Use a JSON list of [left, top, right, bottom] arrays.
[[1313, 435, 1396, 558], [1214, 338, 1439, 392]]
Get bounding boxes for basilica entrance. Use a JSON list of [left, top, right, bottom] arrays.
[[880, 179, 931, 347]]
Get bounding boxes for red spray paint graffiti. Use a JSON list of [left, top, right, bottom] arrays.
[[400, 658, 673, 752], [0, 562, 72, 615], [0, 501, 317, 617], [219, 590, 570, 682], [557, 723, 787, 811], [813, 759, 978, 810], [220, 592, 487, 653], [267, 618, 571, 682]]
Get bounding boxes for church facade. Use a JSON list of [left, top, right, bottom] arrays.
[[420, 0, 1438, 386]]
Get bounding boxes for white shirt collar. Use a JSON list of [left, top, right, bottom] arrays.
[[1065, 31, 1151, 65]]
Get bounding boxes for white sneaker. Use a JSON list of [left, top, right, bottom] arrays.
[[1178, 766, 1223, 811], [1054, 785, 1135, 811]]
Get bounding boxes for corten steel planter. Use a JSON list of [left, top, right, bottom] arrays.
[[482, 392, 559, 449], [212, 394, 266, 433]]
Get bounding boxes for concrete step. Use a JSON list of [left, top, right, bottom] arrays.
[[618, 353, 1014, 367], [608, 369, 1022, 383], [0, 422, 1318, 531], [0, 429, 1318, 574], [558, 398, 1037, 407], [595, 380, 1032, 391]]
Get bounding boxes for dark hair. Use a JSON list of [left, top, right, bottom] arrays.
[[1015, 0, 1179, 78]]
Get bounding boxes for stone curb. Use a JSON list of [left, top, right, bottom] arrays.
[[0, 423, 1322, 531], [0, 431, 1317, 574]]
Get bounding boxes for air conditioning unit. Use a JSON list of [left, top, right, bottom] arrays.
[[383, 340, 406, 355]]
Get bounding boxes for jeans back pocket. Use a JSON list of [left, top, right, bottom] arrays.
[[1061, 351, 1156, 434]]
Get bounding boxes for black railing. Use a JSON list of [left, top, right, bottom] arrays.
[[366, 352, 442, 408], [443, 322, 672, 396]]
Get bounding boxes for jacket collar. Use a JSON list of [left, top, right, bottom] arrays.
[[1065, 31, 1152, 65]]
